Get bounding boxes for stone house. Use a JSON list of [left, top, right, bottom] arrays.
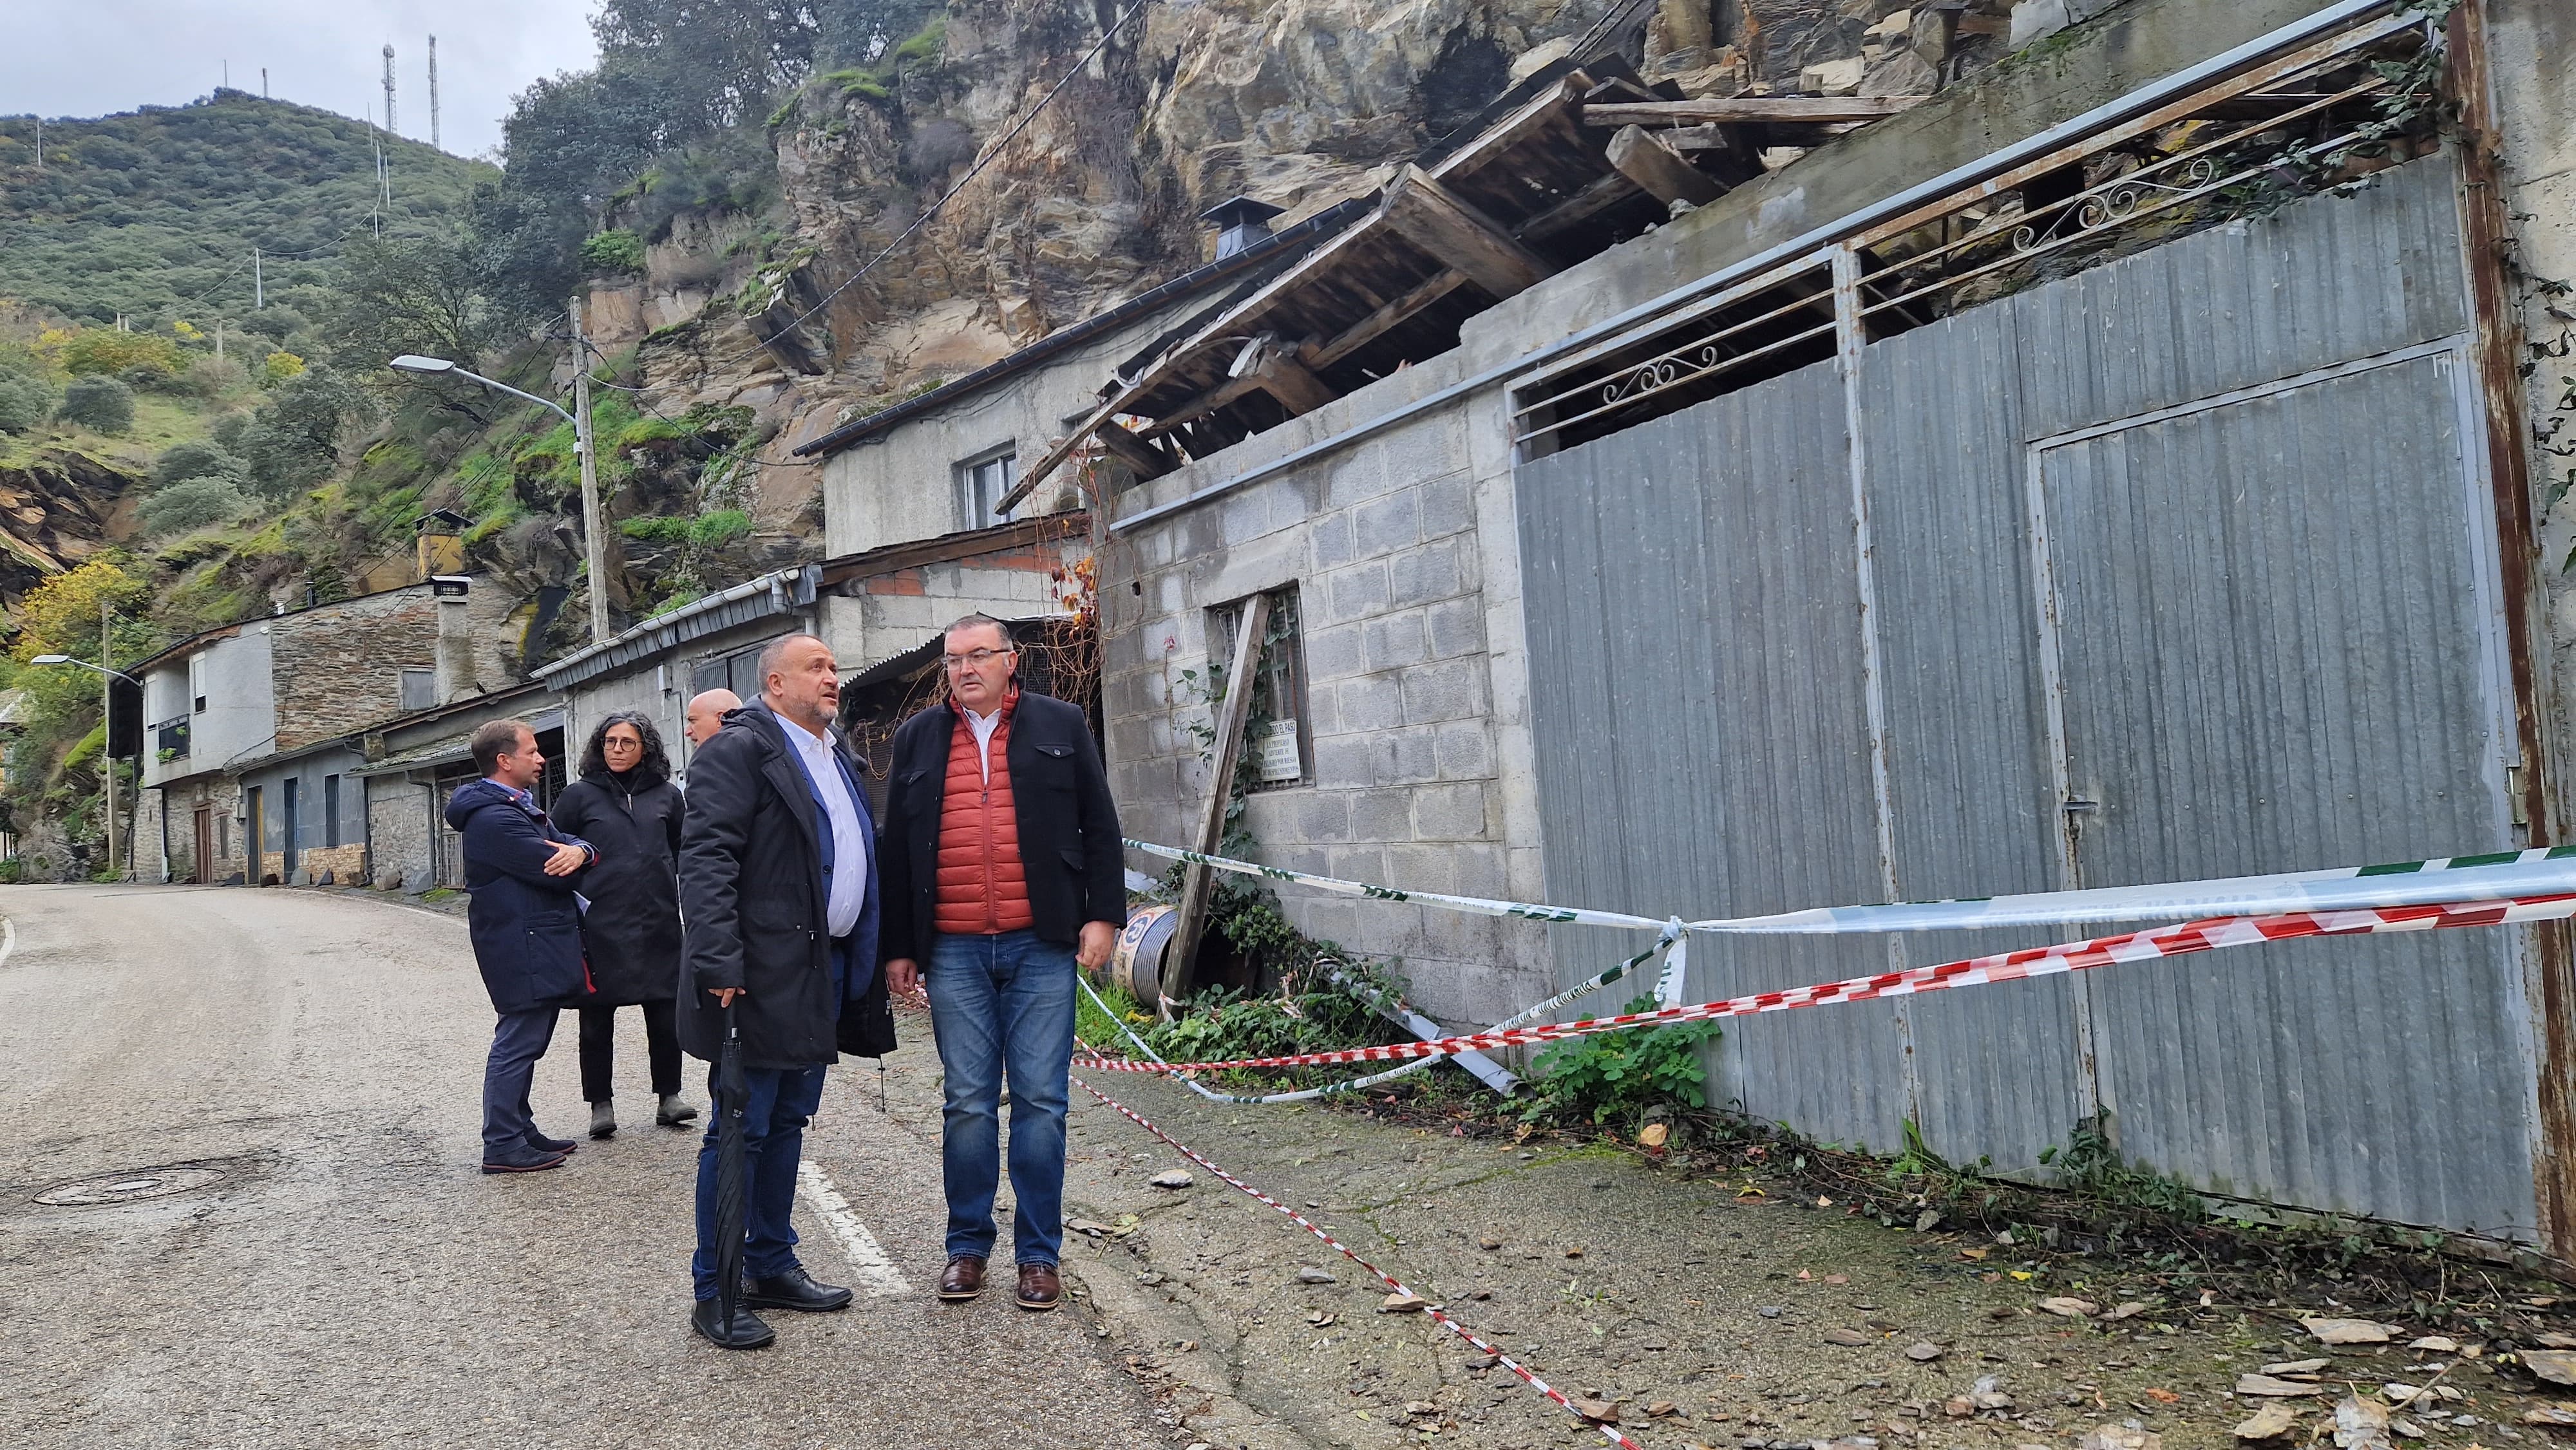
[[134, 574, 520, 885]]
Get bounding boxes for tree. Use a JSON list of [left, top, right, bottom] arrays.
[[0, 370, 51, 434], [153, 440, 248, 490], [327, 233, 507, 375], [234, 369, 373, 498], [140, 478, 252, 536], [469, 68, 673, 321], [57, 375, 134, 433], [593, 0, 819, 135]]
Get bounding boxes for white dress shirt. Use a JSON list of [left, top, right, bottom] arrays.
[[963, 702, 1005, 782], [781, 711, 868, 939]]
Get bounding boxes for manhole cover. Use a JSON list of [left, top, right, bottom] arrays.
[[35, 1165, 226, 1205]]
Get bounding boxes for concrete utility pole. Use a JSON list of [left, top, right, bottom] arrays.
[[252, 247, 262, 308], [569, 299, 609, 646], [34, 117, 41, 168], [382, 45, 396, 136], [101, 596, 115, 880], [262, 67, 269, 99], [428, 37, 439, 151]]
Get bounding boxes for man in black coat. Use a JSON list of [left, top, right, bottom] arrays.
[[677, 633, 891, 1350], [445, 719, 594, 1175], [880, 614, 1124, 1312]]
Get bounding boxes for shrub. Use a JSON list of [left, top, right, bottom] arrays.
[[57, 376, 135, 433], [581, 229, 647, 274], [261, 350, 307, 386], [184, 355, 248, 397], [49, 327, 183, 378], [0, 372, 52, 434], [140, 478, 251, 536], [1519, 996, 1725, 1127], [153, 440, 247, 490]]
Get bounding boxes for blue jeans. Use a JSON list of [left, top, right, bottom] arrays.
[[690, 1063, 828, 1301], [482, 1008, 559, 1154], [926, 930, 1077, 1267]]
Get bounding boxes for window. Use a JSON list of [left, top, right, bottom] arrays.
[[1211, 587, 1309, 791], [692, 637, 784, 701], [187, 654, 207, 713], [323, 775, 341, 848], [217, 813, 228, 859], [399, 668, 436, 712], [957, 447, 1019, 531]]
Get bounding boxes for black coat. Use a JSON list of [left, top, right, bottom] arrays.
[[551, 767, 682, 1006], [876, 689, 1124, 964], [677, 701, 891, 1069], [445, 778, 594, 1014]]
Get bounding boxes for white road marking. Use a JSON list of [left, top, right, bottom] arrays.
[[795, 1160, 910, 1297]]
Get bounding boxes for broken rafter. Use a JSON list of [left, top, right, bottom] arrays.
[[1517, 171, 1643, 244], [1378, 164, 1557, 299], [1302, 268, 1472, 372], [1092, 418, 1178, 480], [1583, 96, 1929, 126], [1605, 124, 1725, 208]]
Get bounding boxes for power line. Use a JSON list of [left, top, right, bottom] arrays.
[[721, 0, 1155, 368]]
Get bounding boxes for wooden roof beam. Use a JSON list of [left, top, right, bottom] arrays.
[[1584, 96, 1929, 126], [1092, 418, 1179, 480], [1605, 125, 1725, 209], [1302, 268, 1472, 372], [1379, 164, 1557, 299]]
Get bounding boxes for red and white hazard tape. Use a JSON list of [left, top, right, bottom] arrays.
[[1070, 1066, 1643, 1450], [1075, 893, 2576, 1076]]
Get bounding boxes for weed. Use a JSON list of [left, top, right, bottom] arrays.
[[1516, 996, 1722, 1130]]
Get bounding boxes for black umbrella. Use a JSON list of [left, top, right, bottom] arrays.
[[714, 1001, 750, 1332]]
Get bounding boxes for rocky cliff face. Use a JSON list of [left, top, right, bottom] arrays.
[[0, 447, 137, 604], [586, 0, 2018, 543]]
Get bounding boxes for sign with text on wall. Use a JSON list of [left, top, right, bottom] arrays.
[[1257, 719, 1302, 783]]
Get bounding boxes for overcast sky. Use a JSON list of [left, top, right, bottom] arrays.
[[5, 1, 600, 160]]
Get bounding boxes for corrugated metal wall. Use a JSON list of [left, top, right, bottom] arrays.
[[1516, 155, 2539, 1235]]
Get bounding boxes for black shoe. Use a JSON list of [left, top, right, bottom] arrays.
[[743, 1266, 853, 1313], [690, 1297, 775, 1350], [481, 1144, 569, 1174], [525, 1128, 578, 1154]]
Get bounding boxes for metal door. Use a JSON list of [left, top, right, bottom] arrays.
[[2026, 343, 2537, 1234], [280, 778, 300, 878]]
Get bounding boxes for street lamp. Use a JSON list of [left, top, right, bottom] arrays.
[[390, 341, 609, 645], [29, 651, 142, 880]]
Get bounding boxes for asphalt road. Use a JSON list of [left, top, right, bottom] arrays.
[[0, 883, 1168, 1449]]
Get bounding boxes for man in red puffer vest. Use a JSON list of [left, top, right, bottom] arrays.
[[880, 614, 1124, 1313]]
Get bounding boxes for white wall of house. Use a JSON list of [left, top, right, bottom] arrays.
[[140, 630, 276, 793], [819, 313, 1173, 557]]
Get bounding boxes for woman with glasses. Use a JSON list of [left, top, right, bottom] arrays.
[[552, 711, 696, 1138]]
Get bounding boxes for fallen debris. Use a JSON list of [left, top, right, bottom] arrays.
[[2333, 1393, 2394, 1450], [2235, 1402, 2304, 1440], [1907, 1341, 1946, 1362], [1296, 1267, 1336, 1284], [2305, 1317, 2401, 1346], [2524, 1350, 2576, 1387], [1150, 1169, 1195, 1189], [2237, 1375, 2328, 1398], [2041, 1297, 2099, 1318], [1380, 1291, 1427, 1313]]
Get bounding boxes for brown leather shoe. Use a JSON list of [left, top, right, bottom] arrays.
[[937, 1255, 986, 1302], [1015, 1261, 1061, 1312]]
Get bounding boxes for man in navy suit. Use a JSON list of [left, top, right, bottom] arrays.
[[675, 634, 892, 1350]]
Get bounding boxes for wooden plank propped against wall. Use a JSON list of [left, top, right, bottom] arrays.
[[1164, 590, 1272, 1016], [1303, 268, 1472, 370], [1605, 125, 1725, 209], [1378, 164, 1557, 299]]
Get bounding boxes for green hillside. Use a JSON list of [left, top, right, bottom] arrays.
[[0, 91, 493, 325]]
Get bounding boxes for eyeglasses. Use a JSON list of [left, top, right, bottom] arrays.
[[942, 647, 1016, 670]]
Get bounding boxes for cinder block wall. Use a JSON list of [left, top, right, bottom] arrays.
[[1102, 358, 1553, 1028]]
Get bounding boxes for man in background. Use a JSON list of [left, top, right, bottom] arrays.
[[445, 719, 593, 1175], [685, 688, 741, 749], [880, 614, 1124, 1312]]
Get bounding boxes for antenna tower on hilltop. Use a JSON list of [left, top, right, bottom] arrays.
[[428, 37, 440, 150], [382, 44, 397, 135]]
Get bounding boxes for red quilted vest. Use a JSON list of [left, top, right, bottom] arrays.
[[933, 691, 1034, 935]]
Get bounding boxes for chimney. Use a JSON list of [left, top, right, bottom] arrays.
[[431, 575, 474, 702], [1200, 196, 1285, 259]]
